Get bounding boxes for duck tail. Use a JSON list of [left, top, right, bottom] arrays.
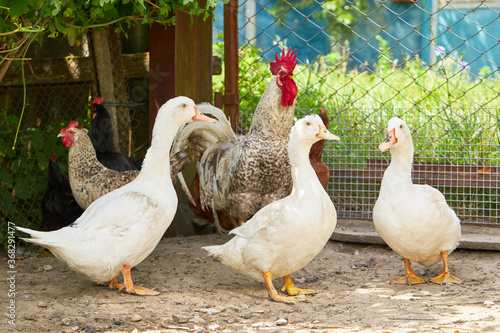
[[16, 226, 56, 247], [202, 245, 223, 258]]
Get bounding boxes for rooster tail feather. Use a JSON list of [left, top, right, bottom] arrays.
[[171, 103, 237, 157], [172, 103, 238, 211], [178, 173, 196, 206]]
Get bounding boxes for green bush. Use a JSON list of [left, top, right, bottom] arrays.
[[0, 110, 89, 249]]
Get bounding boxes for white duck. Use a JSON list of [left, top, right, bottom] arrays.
[[203, 114, 340, 303], [373, 117, 462, 285], [17, 97, 215, 295]]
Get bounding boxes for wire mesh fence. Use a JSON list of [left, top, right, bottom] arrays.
[[229, 0, 500, 224]]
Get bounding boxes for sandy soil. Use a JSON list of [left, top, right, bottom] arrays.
[[3, 234, 500, 333]]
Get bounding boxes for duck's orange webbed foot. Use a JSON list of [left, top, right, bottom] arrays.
[[110, 265, 160, 296], [391, 258, 426, 285], [263, 272, 296, 304], [109, 277, 125, 291], [281, 275, 317, 296], [429, 251, 462, 285]]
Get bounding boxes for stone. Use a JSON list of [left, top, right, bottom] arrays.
[[37, 301, 48, 308], [61, 318, 71, 326], [275, 318, 288, 326], [83, 323, 95, 332], [172, 314, 190, 323], [207, 323, 220, 331], [194, 308, 221, 315], [42, 265, 53, 272], [130, 314, 142, 322]]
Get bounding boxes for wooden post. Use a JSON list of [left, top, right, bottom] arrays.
[[107, 31, 132, 154], [224, 0, 239, 131], [148, 23, 176, 143], [90, 29, 119, 148], [171, 2, 214, 237], [175, 0, 213, 103]]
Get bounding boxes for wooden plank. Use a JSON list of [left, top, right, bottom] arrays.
[[331, 218, 500, 250], [332, 159, 500, 188], [0, 53, 221, 87], [224, 0, 240, 131], [175, 0, 213, 103], [90, 28, 119, 149]]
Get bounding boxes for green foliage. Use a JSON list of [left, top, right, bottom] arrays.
[[0, 110, 90, 249], [0, 0, 224, 45]]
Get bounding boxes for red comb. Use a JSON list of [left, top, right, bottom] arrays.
[[51, 153, 56, 162], [92, 97, 103, 105], [270, 48, 298, 76], [60, 120, 79, 133], [320, 109, 326, 114]]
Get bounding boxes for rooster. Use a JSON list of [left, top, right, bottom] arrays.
[[173, 48, 298, 232], [40, 154, 84, 231], [60, 121, 190, 210], [88, 97, 142, 171]]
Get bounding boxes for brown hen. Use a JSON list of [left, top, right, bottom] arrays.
[[309, 109, 331, 189]]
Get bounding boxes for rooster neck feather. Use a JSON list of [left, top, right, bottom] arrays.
[[248, 79, 295, 137]]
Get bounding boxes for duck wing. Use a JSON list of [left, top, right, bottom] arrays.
[[71, 190, 166, 232]]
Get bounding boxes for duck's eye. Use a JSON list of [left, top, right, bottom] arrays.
[[305, 122, 311, 126], [181, 103, 187, 108]]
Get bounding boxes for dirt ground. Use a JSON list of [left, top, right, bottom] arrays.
[[4, 234, 500, 333]]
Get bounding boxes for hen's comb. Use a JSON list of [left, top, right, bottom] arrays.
[[270, 48, 298, 76], [51, 153, 56, 162], [320, 109, 326, 114], [92, 97, 103, 105], [60, 120, 80, 134]]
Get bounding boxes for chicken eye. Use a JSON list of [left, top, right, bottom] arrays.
[[181, 103, 187, 108], [400, 124, 403, 129], [305, 122, 311, 126]]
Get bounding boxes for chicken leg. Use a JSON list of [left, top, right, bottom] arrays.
[[109, 265, 159, 295], [262, 271, 296, 304], [281, 274, 317, 296], [391, 258, 426, 285], [429, 251, 462, 284]]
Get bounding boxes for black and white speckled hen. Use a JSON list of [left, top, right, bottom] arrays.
[[172, 48, 298, 231], [88, 97, 142, 171], [40, 153, 84, 231], [60, 121, 190, 210]]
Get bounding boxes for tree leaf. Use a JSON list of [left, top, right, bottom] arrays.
[[1, 0, 28, 17], [136, 0, 146, 9]]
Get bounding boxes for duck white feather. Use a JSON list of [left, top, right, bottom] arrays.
[[203, 114, 340, 303], [373, 117, 462, 285], [17, 97, 215, 295]]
